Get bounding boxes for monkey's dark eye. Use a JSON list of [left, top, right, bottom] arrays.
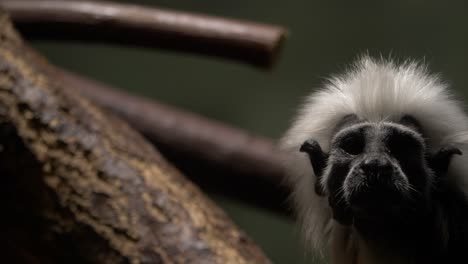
[[338, 134, 365, 155], [386, 132, 422, 158]]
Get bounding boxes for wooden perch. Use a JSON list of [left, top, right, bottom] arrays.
[[50, 68, 292, 215], [0, 0, 291, 213], [0, 0, 287, 68], [0, 12, 272, 263]]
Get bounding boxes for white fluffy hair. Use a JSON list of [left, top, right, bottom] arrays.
[[280, 56, 468, 258]]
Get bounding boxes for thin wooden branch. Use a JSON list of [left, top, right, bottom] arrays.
[[0, 12, 272, 263], [53, 67, 292, 215], [0, 0, 287, 68], [56, 68, 285, 185]]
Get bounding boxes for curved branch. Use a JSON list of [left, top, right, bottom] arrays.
[[0, 0, 287, 68], [57, 68, 285, 184], [54, 68, 292, 215]]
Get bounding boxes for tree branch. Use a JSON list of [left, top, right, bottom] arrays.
[[0, 12, 272, 263], [53, 67, 292, 215], [0, 0, 292, 214], [0, 0, 287, 68]]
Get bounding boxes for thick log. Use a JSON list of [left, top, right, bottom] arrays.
[[0, 0, 286, 68], [0, 12, 271, 264]]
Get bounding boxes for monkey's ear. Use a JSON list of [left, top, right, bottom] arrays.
[[300, 139, 328, 196], [428, 146, 462, 177]]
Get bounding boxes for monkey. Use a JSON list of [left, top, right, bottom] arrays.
[[280, 56, 468, 263]]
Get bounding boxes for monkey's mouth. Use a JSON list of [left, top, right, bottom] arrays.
[[347, 187, 406, 218], [343, 173, 411, 219], [329, 181, 411, 225]]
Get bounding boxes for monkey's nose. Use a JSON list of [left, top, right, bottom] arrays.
[[361, 158, 394, 185]]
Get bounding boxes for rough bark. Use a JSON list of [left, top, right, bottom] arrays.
[[51, 68, 290, 215], [0, 12, 271, 264]]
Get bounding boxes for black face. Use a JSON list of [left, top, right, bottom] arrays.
[[300, 115, 462, 228], [327, 122, 430, 225]]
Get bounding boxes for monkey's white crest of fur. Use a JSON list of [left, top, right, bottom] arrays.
[[280, 56, 468, 255]]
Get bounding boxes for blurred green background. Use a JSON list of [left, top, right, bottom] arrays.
[[30, 0, 468, 263]]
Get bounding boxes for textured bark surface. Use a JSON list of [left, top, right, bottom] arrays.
[[0, 12, 271, 264], [52, 68, 290, 215]]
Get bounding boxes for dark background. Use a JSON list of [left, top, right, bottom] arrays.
[[30, 0, 468, 263]]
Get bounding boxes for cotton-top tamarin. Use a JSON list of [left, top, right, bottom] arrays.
[[280, 56, 468, 264]]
